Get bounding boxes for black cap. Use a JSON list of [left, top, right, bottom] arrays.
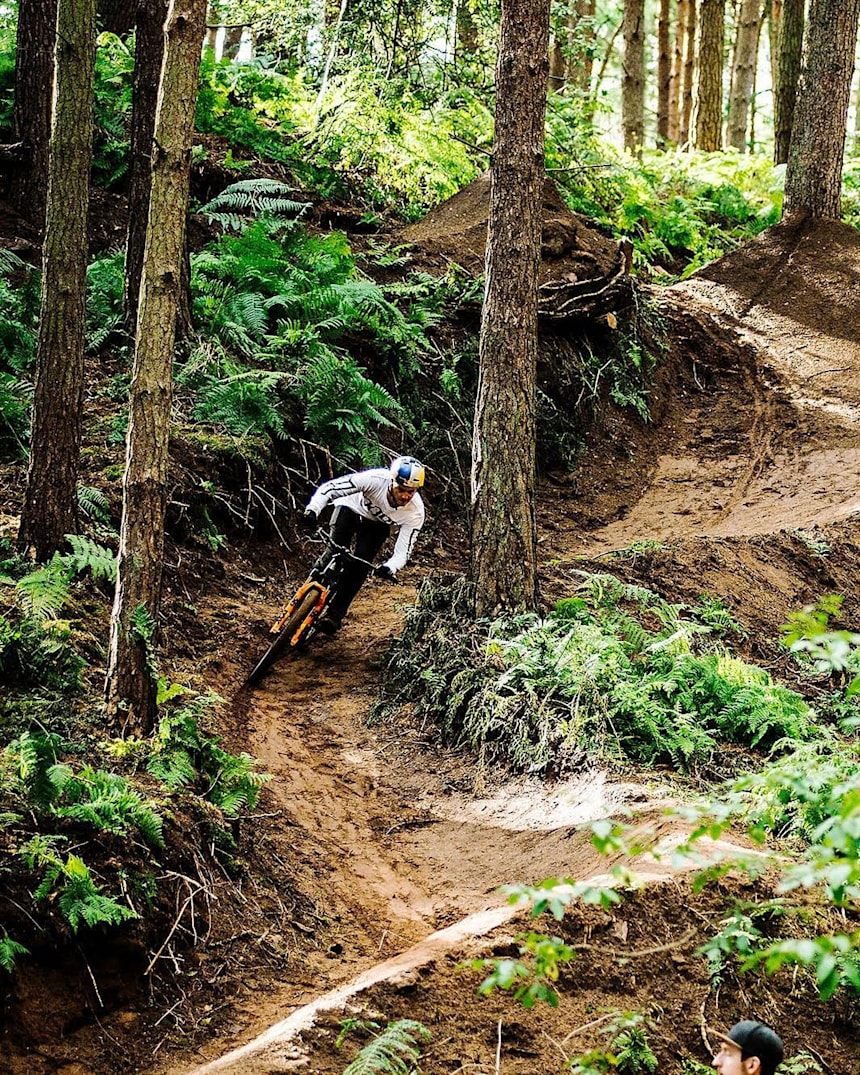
[[717, 1021, 784, 1074]]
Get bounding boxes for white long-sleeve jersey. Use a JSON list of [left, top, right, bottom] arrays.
[[306, 468, 425, 574]]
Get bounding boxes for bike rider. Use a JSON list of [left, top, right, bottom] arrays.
[[301, 456, 426, 634]]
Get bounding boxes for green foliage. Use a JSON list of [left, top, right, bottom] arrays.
[[196, 177, 310, 230], [782, 595, 860, 696], [340, 1017, 431, 1075], [186, 216, 419, 462], [147, 694, 270, 818], [0, 259, 38, 454], [21, 841, 139, 933], [470, 932, 576, 1009], [374, 573, 817, 774], [0, 933, 29, 972], [2, 733, 164, 846], [86, 252, 128, 352], [92, 32, 134, 188], [0, 536, 115, 691]]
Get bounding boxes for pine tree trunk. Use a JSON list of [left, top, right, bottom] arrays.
[[124, 0, 168, 334], [773, 0, 804, 164], [726, 0, 761, 150], [784, 0, 860, 219], [470, 0, 547, 619], [679, 0, 697, 144], [8, 0, 58, 229], [17, 0, 95, 561], [693, 0, 725, 150], [668, 0, 688, 143], [622, 0, 646, 152], [657, 0, 672, 145], [105, 0, 207, 735]]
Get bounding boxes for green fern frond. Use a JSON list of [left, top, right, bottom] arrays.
[[197, 179, 310, 228], [61, 534, 117, 582], [0, 934, 29, 973], [77, 485, 111, 524], [55, 855, 139, 932], [15, 558, 72, 620], [343, 1019, 431, 1075]]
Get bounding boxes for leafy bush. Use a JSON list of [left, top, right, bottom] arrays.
[[373, 573, 816, 773]]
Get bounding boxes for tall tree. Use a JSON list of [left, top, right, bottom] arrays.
[[622, 0, 646, 151], [123, 0, 169, 333], [783, 0, 860, 218], [773, 0, 804, 164], [470, 0, 548, 619], [692, 0, 725, 150], [105, 0, 207, 734], [656, 0, 672, 145], [726, 0, 762, 150], [17, 0, 96, 561], [679, 0, 697, 144], [8, 0, 58, 228]]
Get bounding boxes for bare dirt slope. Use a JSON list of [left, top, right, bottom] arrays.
[[149, 215, 860, 1075]]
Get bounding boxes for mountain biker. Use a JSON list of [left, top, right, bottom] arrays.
[[300, 456, 426, 634], [711, 1021, 784, 1075]]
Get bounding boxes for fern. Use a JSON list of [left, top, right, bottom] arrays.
[[196, 178, 310, 229], [62, 534, 117, 582], [147, 695, 270, 817], [53, 766, 164, 847], [14, 559, 72, 620], [342, 1019, 431, 1075], [76, 485, 111, 524], [0, 934, 29, 972]]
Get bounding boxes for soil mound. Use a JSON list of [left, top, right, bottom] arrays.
[[400, 171, 632, 319]]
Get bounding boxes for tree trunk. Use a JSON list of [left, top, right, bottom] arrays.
[[668, 0, 687, 142], [8, 0, 58, 229], [726, 0, 761, 150], [693, 0, 725, 150], [470, 0, 547, 619], [124, 0, 168, 334], [679, 0, 697, 144], [622, 0, 646, 152], [773, 0, 804, 164], [455, 0, 479, 58], [105, 0, 207, 735], [98, 0, 137, 34], [657, 0, 672, 145], [17, 0, 95, 561], [783, 0, 860, 219]]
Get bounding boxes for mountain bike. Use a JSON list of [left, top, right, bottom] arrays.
[[244, 534, 380, 686]]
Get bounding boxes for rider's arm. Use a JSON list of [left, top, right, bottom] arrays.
[[383, 521, 421, 574], [306, 473, 365, 516]]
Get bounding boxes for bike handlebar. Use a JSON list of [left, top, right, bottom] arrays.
[[309, 530, 385, 572]]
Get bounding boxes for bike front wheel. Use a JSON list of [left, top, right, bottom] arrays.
[[245, 586, 324, 686]]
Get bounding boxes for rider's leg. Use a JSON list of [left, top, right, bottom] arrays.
[[324, 515, 389, 627]]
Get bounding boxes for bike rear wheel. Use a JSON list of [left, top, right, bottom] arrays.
[[245, 586, 323, 686]]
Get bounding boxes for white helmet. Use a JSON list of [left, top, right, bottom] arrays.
[[389, 455, 425, 490]]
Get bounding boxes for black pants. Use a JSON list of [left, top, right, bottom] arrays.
[[325, 507, 390, 620]]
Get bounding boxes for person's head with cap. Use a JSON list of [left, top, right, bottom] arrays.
[[712, 1021, 784, 1075]]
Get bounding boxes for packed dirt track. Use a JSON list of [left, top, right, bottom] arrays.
[[5, 216, 860, 1074], [149, 215, 860, 1075]]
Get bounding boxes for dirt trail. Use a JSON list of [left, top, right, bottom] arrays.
[[167, 218, 860, 1074]]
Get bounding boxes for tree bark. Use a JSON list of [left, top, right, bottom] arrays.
[[679, 0, 697, 144], [656, 0, 672, 145], [773, 0, 804, 164], [693, 0, 725, 150], [726, 0, 762, 150], [622, 0, 646, 152], [124, 0, 168, 334], [17, 0, 95, 561], [8, 0, 58, 229], [470, 0, 547, 619], [783, 0, 860, 219], [105, 0, 207, 735]]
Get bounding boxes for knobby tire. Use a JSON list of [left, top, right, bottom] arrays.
[[246, 587, 322, 686]]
